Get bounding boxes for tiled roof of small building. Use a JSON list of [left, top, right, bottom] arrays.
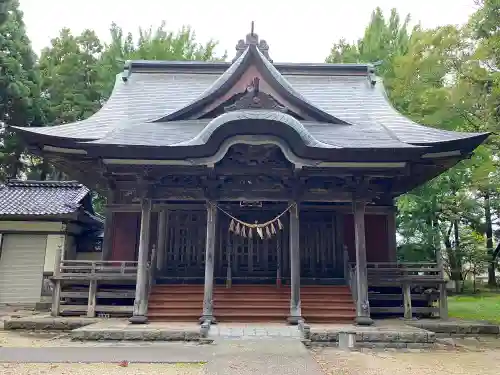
[[0, 180, 90, 216]]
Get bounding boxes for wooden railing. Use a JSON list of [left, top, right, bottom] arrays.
[[348, 261, 447, 319], [55, 260, 140, 279], [362, 262, 443, 283], [51, 255, 155, 318]]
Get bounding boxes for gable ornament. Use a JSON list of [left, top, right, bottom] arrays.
[[224, 77, 288, 113]]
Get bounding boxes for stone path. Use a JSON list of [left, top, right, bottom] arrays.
[[204, 339, 324, 375]]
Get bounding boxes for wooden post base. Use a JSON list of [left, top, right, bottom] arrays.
[[199, 316, 216, 325], [287, 315, 302, 325], [129, 315, 148, 324], [355, 316, 374, 326]]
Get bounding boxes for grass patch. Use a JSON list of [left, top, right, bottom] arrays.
[[448, 292, 500, 324]]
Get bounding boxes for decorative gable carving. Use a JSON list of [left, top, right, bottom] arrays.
[[216, 144, 292, 169], [224, 77, 288, 113]]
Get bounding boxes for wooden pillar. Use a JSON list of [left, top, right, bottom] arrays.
[[156, 209, 168, 272], [403, 282, 412, 320], [129, 197, 152, 324], [101, 211, 113, 261], [200, 201, 217, 323], [387, 207, 397, 262], [288, 202, 302, 324], [50, 245, 62, 317], [353, 199, 373, 326], [101, 190, 115, 261], [87, 280, 97, 318]]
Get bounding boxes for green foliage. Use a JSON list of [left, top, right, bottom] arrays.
[[326, 7, 412, 82], [99, 22, 225, 100], [326, 4, 500, 288], [0, 0, 46, 179], [0, 0, 10, 26]]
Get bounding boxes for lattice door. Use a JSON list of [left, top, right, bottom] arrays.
[[163, 210, 207, 278], [299, 211, 342, 278], [216, 210, 287, 281]]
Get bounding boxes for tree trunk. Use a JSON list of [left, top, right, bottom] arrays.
[[453, 219, 463, 292], [444, 224, 460, 294], [40, 158, 49, 181], [485, 192, 497, 286]]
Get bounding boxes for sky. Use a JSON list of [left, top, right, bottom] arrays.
[[19, 0, 479, 63]]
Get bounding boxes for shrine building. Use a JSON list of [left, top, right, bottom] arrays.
[[10, 29, 488, 326]]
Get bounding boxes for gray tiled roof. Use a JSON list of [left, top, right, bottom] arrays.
[[87, 115, 418, 149], [0, 180, 90, 216], [13, 50, 486, 149]]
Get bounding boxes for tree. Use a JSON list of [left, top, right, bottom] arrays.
[[0, 0, 10, 26], [458, 0, 500, 285], [39, 28, 104, 125], [326, 7, 413, 85], [326, 8, 497, 292], [0, 0, 46, 179], [99, 22, 224, 98]]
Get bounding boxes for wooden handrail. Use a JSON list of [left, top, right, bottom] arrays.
[[61, 260, 138, 265], [347, 261, 443, 282], [57, 260, 140, 278]]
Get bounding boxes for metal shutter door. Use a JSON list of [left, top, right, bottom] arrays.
[[0, 234, 47, 304]]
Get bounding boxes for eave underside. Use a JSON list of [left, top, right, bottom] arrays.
[[38, 144, 465, 205]]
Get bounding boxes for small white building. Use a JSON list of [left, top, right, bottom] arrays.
[[0, 180, 102, 306]]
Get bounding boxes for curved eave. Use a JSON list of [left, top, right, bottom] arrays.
[[410, 132, 490, 154], [79, 140, 428, 163], [9, 125, 96, 149], [152, 45, 350, 124]]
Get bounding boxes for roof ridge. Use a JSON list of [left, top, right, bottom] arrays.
[[5, 179, 84, 188]]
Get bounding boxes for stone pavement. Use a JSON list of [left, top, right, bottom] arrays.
[[208, 323, 302, 340], [71, 320, 201, 341], [204, 339, 323, 375]]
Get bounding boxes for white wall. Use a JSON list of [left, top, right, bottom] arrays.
[[43, 234, 66, 273]]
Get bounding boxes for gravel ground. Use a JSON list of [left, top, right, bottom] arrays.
[[312, 347, 500, 375], [0, 330, 75, 347], [0, 363, 204, 375]]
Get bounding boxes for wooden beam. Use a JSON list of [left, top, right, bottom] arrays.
[[129, 197, 152, 324], [370, 306, 439, 314], [353, 198, 373, 326], [288, 202, 302, 324], [200, 201, 217, 323]]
